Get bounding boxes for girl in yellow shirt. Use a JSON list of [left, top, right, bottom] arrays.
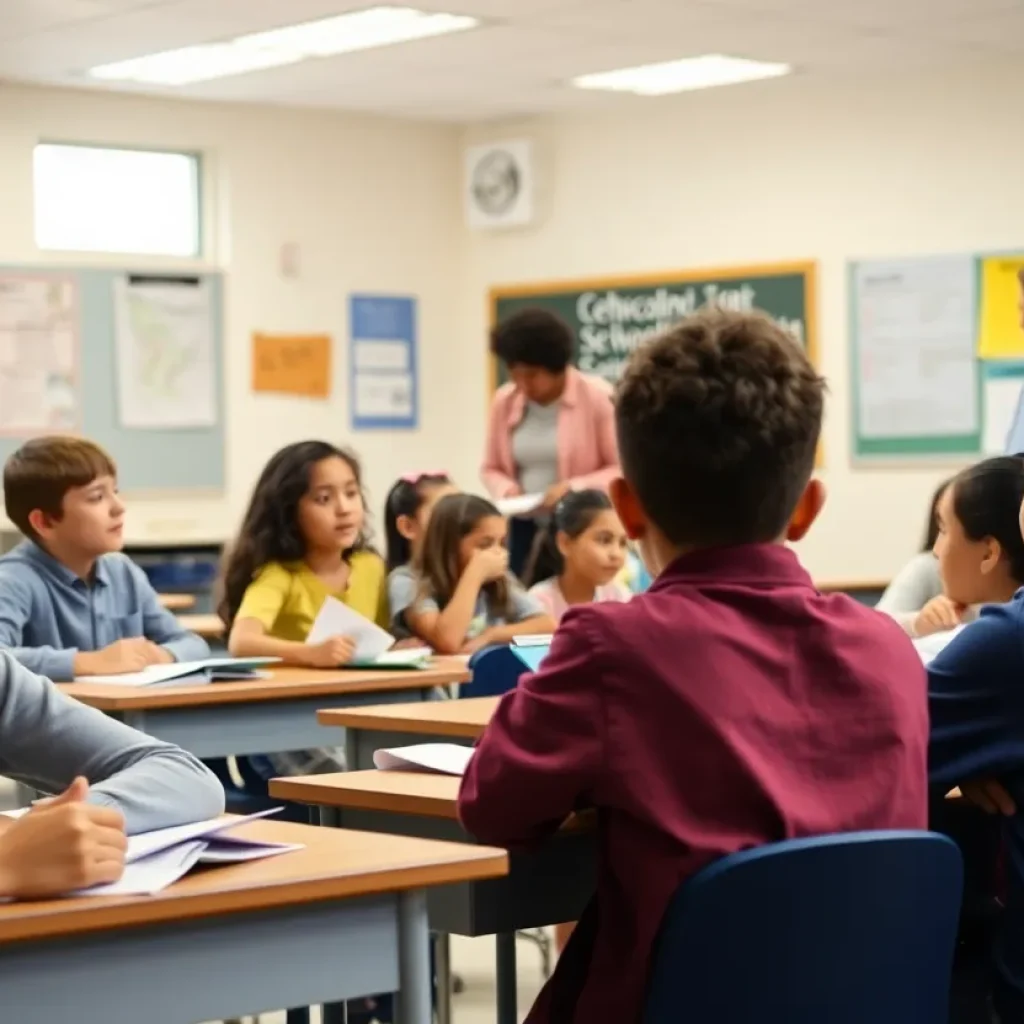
[[219, 440, 387, 776]]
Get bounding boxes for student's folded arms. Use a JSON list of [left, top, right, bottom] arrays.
[[0, 651, 224, 834]]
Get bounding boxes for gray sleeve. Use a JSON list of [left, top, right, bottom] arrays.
[[0, 653, 224, 833], [507, 578, 545, 623], [388, 569, 420, 630], [876, 553, 943, 615], [130, 561, 212, 663], [0, 568, 77, 681]]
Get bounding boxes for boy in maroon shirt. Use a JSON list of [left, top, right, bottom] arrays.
[[458, 308, 929, 1024]]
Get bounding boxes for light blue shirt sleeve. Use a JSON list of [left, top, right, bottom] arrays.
[[387, 566, 420, 635], [0, 652, 224, 832], [506, 577, 545, 624], [129, 561, 211, 662], [0, 565, 77, 681]]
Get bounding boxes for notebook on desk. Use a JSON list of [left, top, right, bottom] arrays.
[[2, 807, 301, 896], [510, 636, 552, 673], [82, 657, 282, 687]]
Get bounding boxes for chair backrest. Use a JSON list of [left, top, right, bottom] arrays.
[[462, 645, 524, 698], [644, 830, 963, 1024]]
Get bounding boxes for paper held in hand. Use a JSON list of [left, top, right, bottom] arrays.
[[374, 743, 475, 776], [307, 597, 430, 668], [495, 493, 546, 519]]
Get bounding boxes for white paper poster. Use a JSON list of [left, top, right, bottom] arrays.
[[982, 376, 1024, 454], [0, 275, 79, 433], [114, 275, 216, 429], [854, 256, 978, 439]]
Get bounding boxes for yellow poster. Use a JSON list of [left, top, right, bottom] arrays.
[[252, 333, 331, 398], [977, 256, 1024, 359]]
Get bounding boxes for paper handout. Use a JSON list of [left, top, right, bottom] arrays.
[[82, 656, 280, 687], [496, 493, 545, 519], [1, 807, 303, 898], [510, 640, 551, 673], [307, 596, 395, 661], [373, 743, 475, 777]]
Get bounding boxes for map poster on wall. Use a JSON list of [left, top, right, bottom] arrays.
[[490, 263, 815, 388], [0, 274, 79, 434], [113, 274, 217, 430]]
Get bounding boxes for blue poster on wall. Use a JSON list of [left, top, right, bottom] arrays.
[[349, 294, 418, 430]]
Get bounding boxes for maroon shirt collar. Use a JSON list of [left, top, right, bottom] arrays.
[[650, 543, 813, 590]]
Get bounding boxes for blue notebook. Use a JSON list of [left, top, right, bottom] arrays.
[[511, 644, 550, 673]]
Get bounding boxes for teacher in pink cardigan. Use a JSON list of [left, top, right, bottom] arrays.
[[483, 308, 620, 575]]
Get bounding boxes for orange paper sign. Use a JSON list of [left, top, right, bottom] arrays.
[[252, 333, 331, 398]]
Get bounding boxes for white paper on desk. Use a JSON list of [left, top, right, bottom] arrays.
[[126, 807, 284, 863], [512, 634, 554, 647], [495, 493, 545, 519], [307, 596, 395, 661], [913, 625, 966, 665], [198, 837, 304, 863], [374, 743, 475, 776], [84, 656, 280, 687], [76, 840, 209, 897]]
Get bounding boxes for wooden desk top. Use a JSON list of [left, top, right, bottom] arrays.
[[61, 660, 471, 712], [319, 696, 499, 738], [271, 770, 595, 833], [815, 579, 889, 594], [273, 769, 468, 820], [176, 612, 225, 639], [0, 819, 506, 946], [158, 593, 196, 611]]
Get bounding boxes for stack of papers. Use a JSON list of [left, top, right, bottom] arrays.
[[374, 743, 475, 777], [308, 597, 431, 668], [83, 656, 282, 687], [3, 807, 301, 897]]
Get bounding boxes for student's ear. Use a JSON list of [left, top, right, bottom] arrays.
[[26, 508, 57, 541], [396, 514, 417, 541], [786, 479, 826, 543], [980, 537, 1002, 576], [555, 531, 571, 559], [610, 477, 646, 541]]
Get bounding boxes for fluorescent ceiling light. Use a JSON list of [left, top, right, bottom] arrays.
[[572, 55, 791, 96], [89, 6, 478, 86]]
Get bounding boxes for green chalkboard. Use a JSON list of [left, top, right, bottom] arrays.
[[490, 262, 817, 388]]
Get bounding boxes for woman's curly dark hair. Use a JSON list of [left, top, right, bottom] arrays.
[[217, 441, 370, 629]]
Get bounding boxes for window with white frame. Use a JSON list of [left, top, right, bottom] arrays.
[[33, 143, 202, 257]]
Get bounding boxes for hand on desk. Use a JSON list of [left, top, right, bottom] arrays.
[[960, 779, 1016, 816], [0, 777, 127, 898], [303, 635, 357, 668], [74, 637, 171, 676]]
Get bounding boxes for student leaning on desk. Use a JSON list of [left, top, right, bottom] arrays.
[[0, 650, 224, 899], [0, 437, 210, 681], [458, 308, 929, 1024]]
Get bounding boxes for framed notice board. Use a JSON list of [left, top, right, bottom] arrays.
[[489, 261, 817, 389]]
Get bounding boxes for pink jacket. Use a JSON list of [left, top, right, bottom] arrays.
[[481, 367, 621, 499]]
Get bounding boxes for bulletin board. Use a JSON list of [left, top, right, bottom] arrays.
[[849, 251, 1024, 462], [0, 264, 224, 491]]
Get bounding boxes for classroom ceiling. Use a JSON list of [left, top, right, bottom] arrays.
[[1, 0, 1022, 122]]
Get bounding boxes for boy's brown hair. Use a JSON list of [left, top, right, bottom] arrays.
[[3, 436, 117, 540], [615, 307, 825, 548]]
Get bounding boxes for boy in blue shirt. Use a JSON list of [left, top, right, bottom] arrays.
[[0, 436, 209, 680]]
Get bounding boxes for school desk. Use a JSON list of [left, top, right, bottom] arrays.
[[59, 661, 469, 761], [270, 770, 596, 1024], [319, 696, 498, 769], [0, 818, 506, 1024], [176, 611, 225, 639], [156, 592, 195, 611]]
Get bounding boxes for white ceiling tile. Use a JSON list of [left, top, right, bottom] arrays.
[[692, 0, 1021, 29]]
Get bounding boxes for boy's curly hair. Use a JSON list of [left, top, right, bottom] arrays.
[[615, 307, 825, 547]]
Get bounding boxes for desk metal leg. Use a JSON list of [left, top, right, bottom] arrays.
[[496, 931, 518, 1024], [397, 890, 432, 1024], [435, 932, 453, 1024]]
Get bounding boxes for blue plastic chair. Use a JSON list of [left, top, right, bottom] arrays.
[[464, 645, 526, 698], [644, 830, 963, 1024]]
